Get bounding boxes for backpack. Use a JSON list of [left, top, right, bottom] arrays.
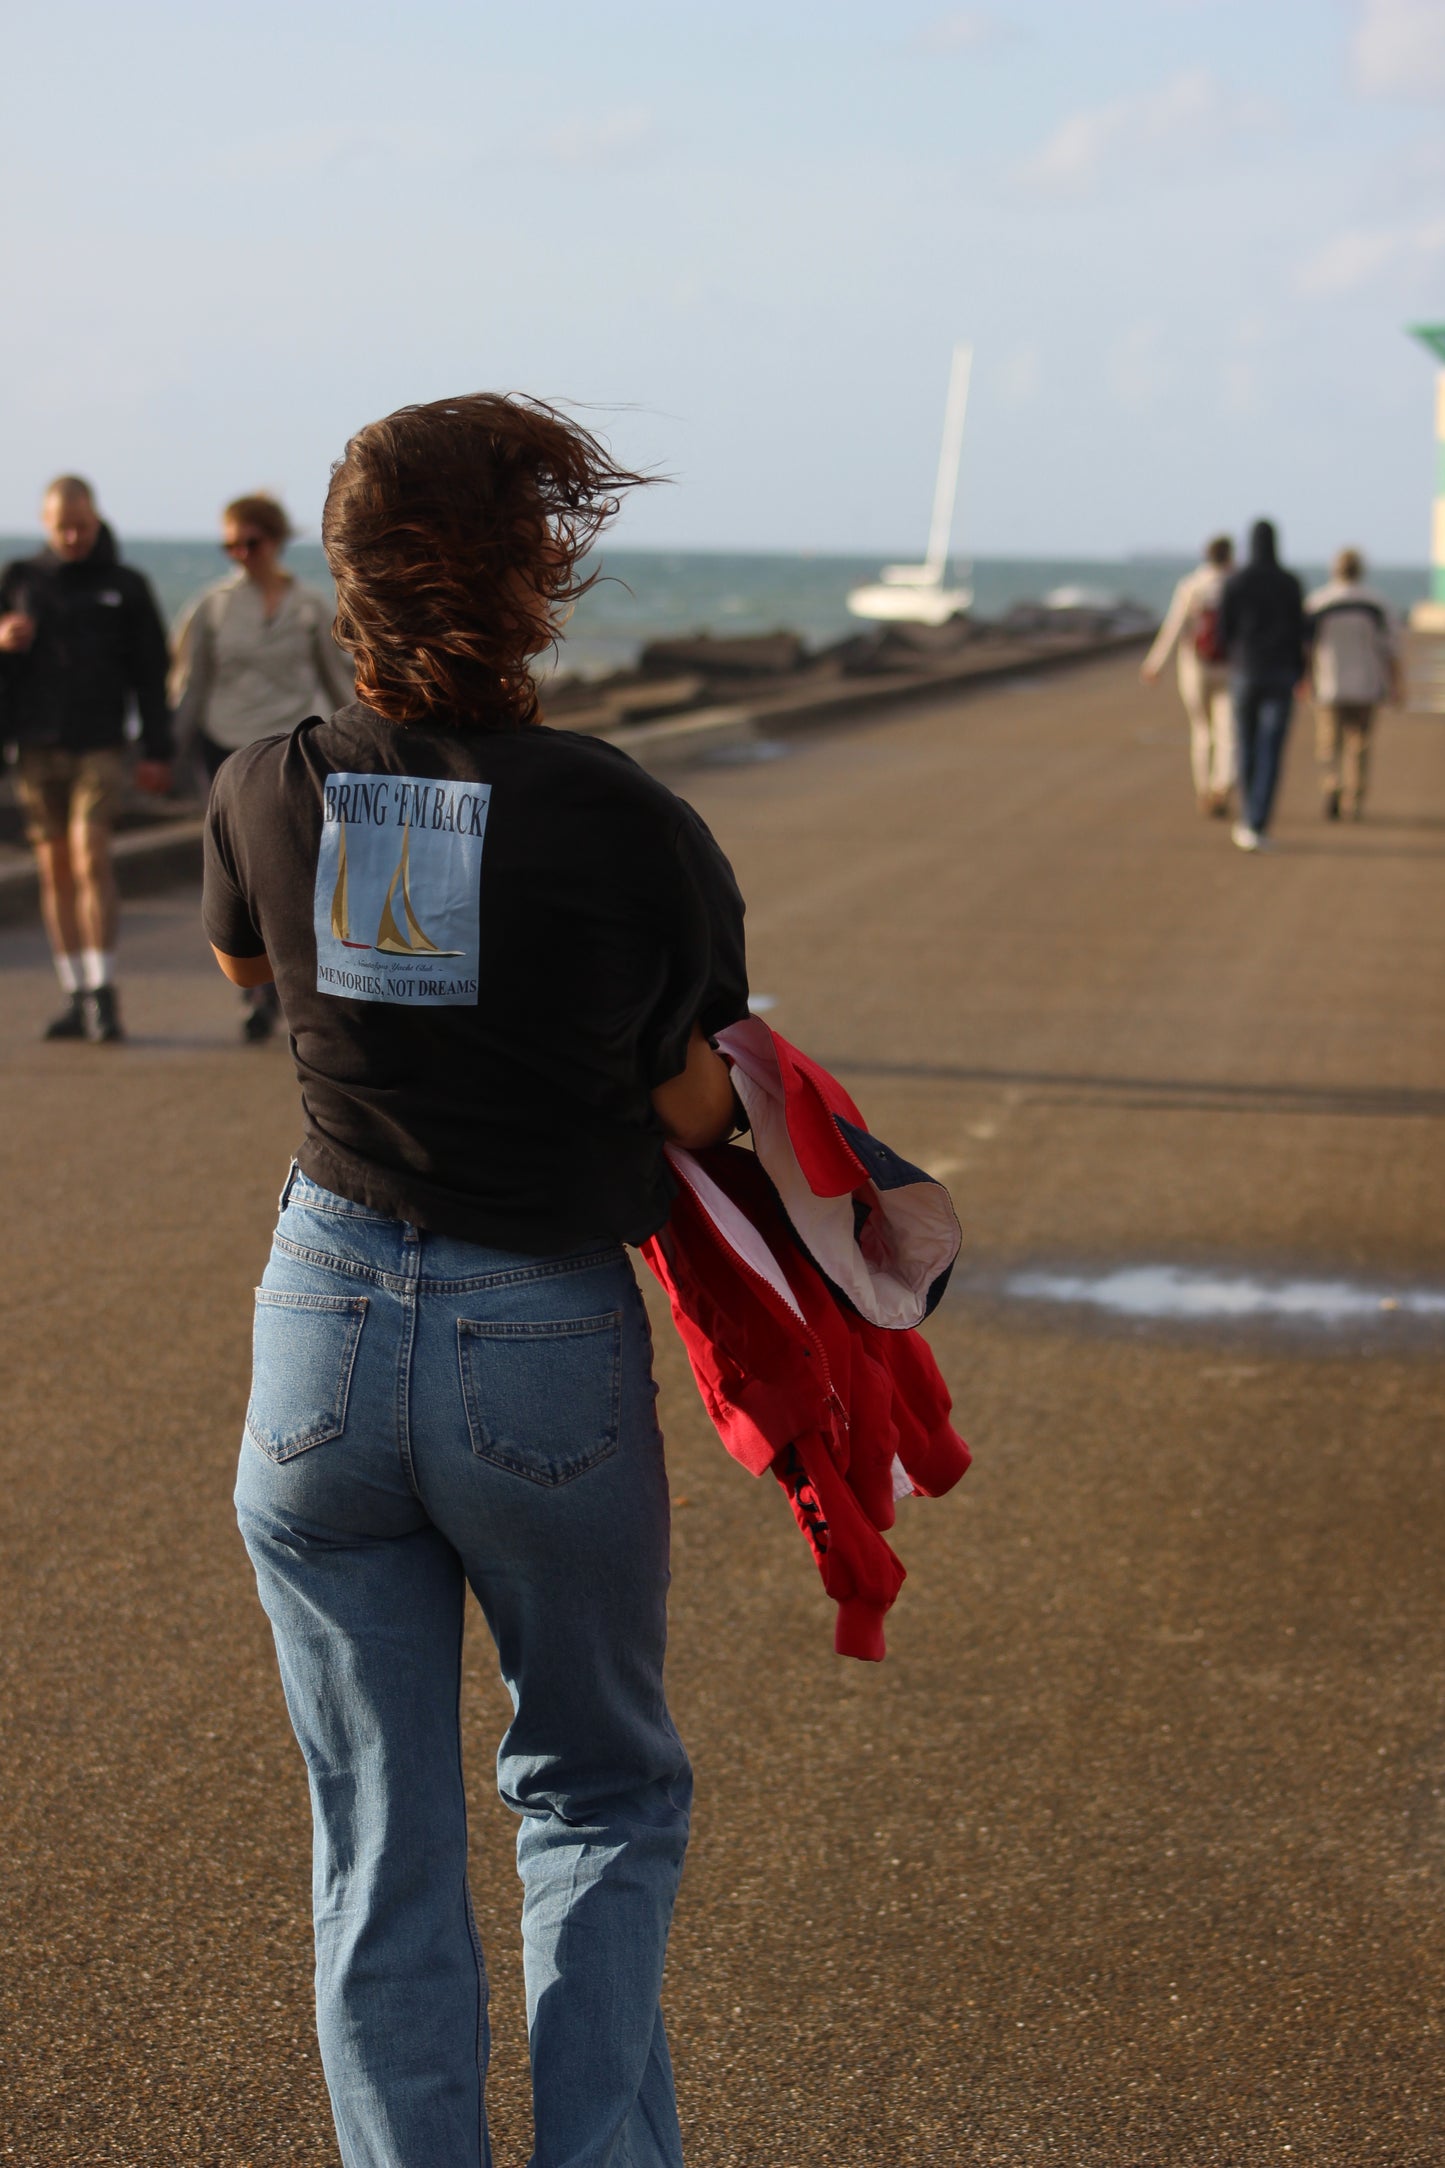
[[1193, 605, 1227, 664]]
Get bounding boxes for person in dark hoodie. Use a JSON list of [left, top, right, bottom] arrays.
[[0, 477, 172, 1039], [1218, 517, 1305, 853]]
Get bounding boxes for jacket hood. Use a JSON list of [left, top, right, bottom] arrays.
[[1248, 520, 1279, 567], [40, 521, 119, 573]]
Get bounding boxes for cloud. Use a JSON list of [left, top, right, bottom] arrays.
[[912, 9, 1016, 53], [1352, 0, 1445, 99], [545, 108, 656, 165], [1296, 215, 1445, 294], [1015, 68, 1271, 194]]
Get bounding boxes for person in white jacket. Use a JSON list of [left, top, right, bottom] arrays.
[[1303, 548, 1402, 821], [1140, 535, 1235, 816]]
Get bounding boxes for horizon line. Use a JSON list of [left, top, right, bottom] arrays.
[[0, 531, 1430, 573]]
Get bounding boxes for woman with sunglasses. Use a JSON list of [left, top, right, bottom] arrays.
[[176, 494, 354, 1037], [203, 394, 747, 2167]]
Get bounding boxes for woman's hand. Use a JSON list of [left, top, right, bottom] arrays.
[[651, 1024, 738, 1151]]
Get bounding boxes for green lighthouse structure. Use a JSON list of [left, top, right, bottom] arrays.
[[1408, 323, 1445, 630]]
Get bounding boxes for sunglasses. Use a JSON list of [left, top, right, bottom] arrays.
[[222, 535, 267, 557]]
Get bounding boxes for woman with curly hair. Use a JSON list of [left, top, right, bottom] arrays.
[[204, 395, 747, 2167]]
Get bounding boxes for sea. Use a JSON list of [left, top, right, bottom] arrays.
[[0, 539, 1430, 680]]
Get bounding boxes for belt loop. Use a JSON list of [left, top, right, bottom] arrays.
[[277, 1159, 300, 1214]]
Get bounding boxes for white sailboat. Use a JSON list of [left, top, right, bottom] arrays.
[[847, 343, 973, 626]]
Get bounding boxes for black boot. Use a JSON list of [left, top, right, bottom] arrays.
[[43, 992, 88, 1041], [82, 984, 124, 1043]]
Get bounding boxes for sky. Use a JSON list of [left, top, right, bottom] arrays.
[[1, 0, 1443, 560]]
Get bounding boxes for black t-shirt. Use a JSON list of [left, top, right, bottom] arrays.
[[203, 701, 748, 1252]]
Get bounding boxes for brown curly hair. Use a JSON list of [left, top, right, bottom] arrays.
[[322, 393, 650, 728]]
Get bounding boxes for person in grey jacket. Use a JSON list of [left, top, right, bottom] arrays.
[[173, 492, 354, 1038], [1304, 549, 1402, 821]]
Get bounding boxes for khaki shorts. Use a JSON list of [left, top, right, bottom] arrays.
[[11, 746, 127, 845]]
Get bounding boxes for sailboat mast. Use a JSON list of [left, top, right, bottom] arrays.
[[923, 343, 973, 581]]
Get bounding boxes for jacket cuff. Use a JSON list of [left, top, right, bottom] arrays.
[[833, 1596, 888, 1663]]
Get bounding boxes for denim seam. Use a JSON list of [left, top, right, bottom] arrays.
[[270, 1230, 623, 1298], [271, 1234, 408, 1293], [395, 1234, 422, 1501], [414, 1248, 624, 1296], [458, 1310, 624, 1341], [282, 1185, 396, 1225]]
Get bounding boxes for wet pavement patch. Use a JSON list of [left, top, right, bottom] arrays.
[[993, 1263, 1445, 1334]]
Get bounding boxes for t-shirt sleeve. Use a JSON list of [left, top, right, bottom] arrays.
[[202, 754, 267, 958], [640, 801, 750, 1088]]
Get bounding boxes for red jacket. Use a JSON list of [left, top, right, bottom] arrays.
[[639, 1021, 969, 1660]]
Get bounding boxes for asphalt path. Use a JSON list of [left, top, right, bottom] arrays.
[[2, 656, 1443, 2166]]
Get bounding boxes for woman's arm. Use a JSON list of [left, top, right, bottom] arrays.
[[170, 593, 216, 751], [1140, 574, 1192, 681], [651, 1024, 738, 1150], [212, 945, 275, 988]]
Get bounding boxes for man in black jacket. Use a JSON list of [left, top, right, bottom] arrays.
[[0, 477, 172, 1040], [1218, 518, 1305, 852]]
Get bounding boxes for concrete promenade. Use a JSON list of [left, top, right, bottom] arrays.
[[2, 655, 1443, 2165]]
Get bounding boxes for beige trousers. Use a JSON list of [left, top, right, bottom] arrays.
[[1177, 652, 1234, 798], [1314, 703, 1374, 814]]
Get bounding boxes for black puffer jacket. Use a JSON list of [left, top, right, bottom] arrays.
[[1219, 520, 1305, 681], [0, 526, 171, 757]]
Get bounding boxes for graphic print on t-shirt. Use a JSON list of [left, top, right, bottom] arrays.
[[313, 771, 488, 1006]]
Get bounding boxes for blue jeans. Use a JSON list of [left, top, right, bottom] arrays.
[[1233, 673, 1296, 834], [234, 1169, 690, 2168]]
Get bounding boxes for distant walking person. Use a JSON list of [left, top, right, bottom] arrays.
[[1303, 548, 1401, 822], [0, 477, 171, 1041], [1140, 534, 1236, 816], [1219, 519, 1306, 853], [173, 494, 354, 1039]]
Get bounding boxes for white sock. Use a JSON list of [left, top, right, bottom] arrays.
[[55, 953, 83, 994], [81, 949, 115, 990]]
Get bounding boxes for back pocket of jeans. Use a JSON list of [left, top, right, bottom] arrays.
[[458, 1311, 622, 1486], [245, 1289, 369, 1463]]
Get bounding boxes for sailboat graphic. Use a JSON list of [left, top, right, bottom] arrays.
[[374, 822, 464, 957], [330, 823, 372, 949]]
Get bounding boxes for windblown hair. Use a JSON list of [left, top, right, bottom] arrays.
[[322, 393, 650, 727], [225, 492, 293, 545]]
